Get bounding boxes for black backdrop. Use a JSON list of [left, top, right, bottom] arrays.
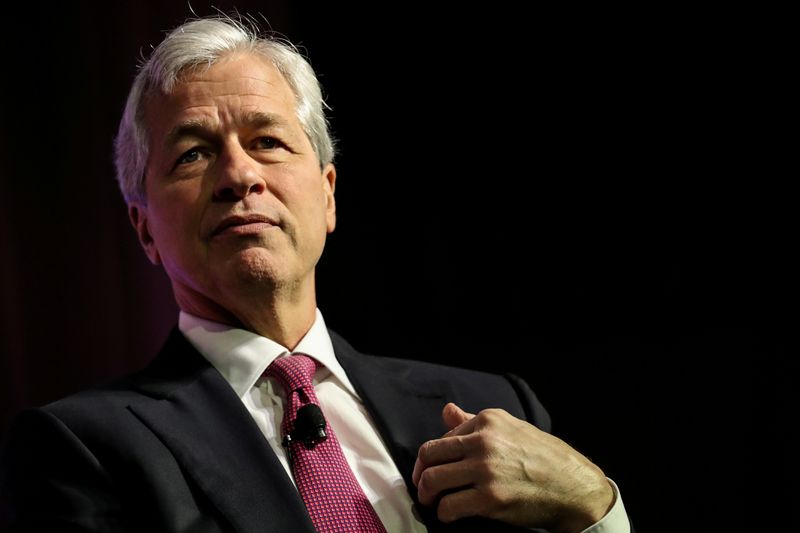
[[1, 2, 794, 531]]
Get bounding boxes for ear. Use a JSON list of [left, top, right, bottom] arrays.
[[128, 203, 161, 265], [322, 163, 337, 233]]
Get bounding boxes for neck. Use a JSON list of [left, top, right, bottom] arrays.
[[174, 278, 318, 350]]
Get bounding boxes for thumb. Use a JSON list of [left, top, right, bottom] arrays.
[[442, 402, 474, 432]]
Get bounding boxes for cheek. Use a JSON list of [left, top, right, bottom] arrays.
[[277, 173, 328, 225], [300, 190, 331, 237], [147, 190, 203, 252]]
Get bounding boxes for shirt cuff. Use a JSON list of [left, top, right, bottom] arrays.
[[580, 478, 630, 533]]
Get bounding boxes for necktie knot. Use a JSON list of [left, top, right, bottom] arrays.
[[266, 354, 318, 395]]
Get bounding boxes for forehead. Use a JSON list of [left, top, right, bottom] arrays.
[[143, 53, 299, 138]]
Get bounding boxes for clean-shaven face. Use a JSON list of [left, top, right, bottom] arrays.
[[131, 52, 336, 314]]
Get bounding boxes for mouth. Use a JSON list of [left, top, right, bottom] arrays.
[[211, 214, 279, 238]]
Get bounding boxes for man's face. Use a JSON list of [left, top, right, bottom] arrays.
[[130, 53, 336, 315]]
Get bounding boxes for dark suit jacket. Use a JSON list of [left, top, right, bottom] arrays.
[[1, 328, 555, 532]]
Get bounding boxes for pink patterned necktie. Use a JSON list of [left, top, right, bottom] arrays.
[[266, 354, 386, 533]]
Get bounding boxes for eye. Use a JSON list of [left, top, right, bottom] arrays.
[[255, 137, 282, 150], [176, 148, 203, 165]]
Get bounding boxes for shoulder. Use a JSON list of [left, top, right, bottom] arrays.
[[11, 326, 209, 441], [329, 328, 501, 380], [329, 329, 552, 432]]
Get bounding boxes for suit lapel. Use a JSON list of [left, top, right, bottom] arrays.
[[330, 332, 450, 498], [129, 329, 315, 533], [331, 331, 535, 533]]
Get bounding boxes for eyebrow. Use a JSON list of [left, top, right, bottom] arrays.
[[165, 111, 292, 146]]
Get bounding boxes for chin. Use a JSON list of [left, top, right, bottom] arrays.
[[225, 247, 289, 287]]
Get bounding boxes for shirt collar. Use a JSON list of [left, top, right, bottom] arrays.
[[178, 308, 358, 399]]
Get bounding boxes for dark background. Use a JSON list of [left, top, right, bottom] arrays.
[[0, 2, 794, 531]]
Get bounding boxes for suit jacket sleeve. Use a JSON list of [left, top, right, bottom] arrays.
[[1, 408, 127, 532]]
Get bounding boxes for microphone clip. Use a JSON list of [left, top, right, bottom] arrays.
[[282, 404, 328, 451]]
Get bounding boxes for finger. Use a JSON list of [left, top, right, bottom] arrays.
[[416, 462, 476, 506], [416, 404, 475, 485], [437, 487, 485, 523], [443, 414, 480, 438], [441, 402, 474, 432], [412, 455, 424, 486], [445, 407, 517, 438], [418, 436, 467, 468]]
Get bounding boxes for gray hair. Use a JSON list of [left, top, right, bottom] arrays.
[[114, 16, 335, 204]]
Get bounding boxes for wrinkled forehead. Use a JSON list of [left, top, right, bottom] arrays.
[[158, 53, 294, 106], [142, 53, 300, 140]]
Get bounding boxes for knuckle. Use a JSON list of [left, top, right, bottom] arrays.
[[483, 482, 511, 511], [418, 440, 434, 462], [437, 497, 457, 522], [417, 486, 432, 505], [416, 476, 433, 504], [473, 457, 495, 481], [454, 434, 469, 453], [418, 467, 437, 489], [471, 432, 493, 454], [484, 483, 503, 505], [481, 408, 507, 424]]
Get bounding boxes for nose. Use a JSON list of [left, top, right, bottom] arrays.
[[212, 143, 266, 201]]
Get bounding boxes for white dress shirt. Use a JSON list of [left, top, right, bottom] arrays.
[[178, 309, 629, 533]]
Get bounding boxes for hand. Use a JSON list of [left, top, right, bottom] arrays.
[[411, 403, 615, 533]]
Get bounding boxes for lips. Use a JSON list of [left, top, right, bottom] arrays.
[[211, 214, 279, 238]]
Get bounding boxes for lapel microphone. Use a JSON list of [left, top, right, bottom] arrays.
[[282, 404, 328, 449]]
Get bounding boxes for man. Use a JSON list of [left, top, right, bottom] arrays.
[[1, 15, 631, 532]]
